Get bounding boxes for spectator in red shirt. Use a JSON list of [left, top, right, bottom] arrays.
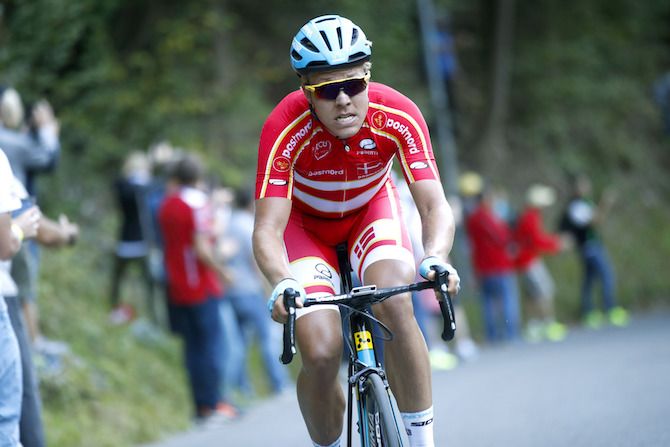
[[514, 184, 568, 342], [158, 154, 232, 423], [461, 173, 520, 342]]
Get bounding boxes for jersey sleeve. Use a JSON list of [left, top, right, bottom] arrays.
[[369, 84, 440, 185], [255, 91, 312, 201]]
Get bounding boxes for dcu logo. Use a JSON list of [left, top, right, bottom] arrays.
[[371, 111, 387, 130], [313, 140, 332, 160], [273, 157, 290, 172]]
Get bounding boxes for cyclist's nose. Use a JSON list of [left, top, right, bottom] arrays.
[[335, 89, 351, 105]]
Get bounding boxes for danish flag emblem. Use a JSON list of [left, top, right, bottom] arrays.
[[356, 162, 383, 178], [354, 227, 376, 258]]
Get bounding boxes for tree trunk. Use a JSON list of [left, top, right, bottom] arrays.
[[479, 0, 515, 172]]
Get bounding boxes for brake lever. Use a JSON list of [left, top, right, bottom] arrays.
[[280, 288, 298, 364], [432, 266, 457, 341]]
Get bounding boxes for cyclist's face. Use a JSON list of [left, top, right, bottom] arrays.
[[303, 66, 369, 140]]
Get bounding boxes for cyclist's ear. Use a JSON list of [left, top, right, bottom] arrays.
[[303, 88, 314, 106]]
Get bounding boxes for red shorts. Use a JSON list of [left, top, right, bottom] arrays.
[[284, 180, 415, 317]]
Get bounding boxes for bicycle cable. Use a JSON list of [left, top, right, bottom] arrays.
[[339, 303, 395, 359]]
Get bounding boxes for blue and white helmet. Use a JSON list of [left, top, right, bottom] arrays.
[[290, 15, 372, 75]]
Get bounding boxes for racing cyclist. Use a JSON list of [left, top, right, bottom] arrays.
[[252, 15, 460, 447]]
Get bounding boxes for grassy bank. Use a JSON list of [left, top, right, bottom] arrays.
[[37, 234, 191, 447]]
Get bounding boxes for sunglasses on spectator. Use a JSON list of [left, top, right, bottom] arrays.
[[304, 74, 370, 100]]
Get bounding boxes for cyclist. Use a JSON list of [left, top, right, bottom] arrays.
[[253, 15, 460, 447]]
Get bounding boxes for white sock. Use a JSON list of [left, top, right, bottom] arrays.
[[312, 436, 341, 447], [401, 406, 435, 447]]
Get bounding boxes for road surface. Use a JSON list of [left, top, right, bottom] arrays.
[[143, 310, 670, 446]]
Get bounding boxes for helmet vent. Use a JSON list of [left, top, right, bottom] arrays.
[[291, 49, 303, 61], [350, 51, 368, 62], [351, 28, 359, 45], [300, 37, 319, 53], [319, 31, 332, 51], [290, 15, 372, 73]]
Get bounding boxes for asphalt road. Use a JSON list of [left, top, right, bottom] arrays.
[[143, 310, 670, 447]]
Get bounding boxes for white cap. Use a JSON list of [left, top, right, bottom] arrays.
[[526, 184, 556, 208], [0, 88, 25, 129], [458, 171, 484, 197]]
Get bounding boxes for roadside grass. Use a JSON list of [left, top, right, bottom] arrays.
[[37, 236, 191, 447], [36, 227, 294, 446]]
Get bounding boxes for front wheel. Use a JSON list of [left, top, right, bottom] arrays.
[[359, 373, 410, 447]]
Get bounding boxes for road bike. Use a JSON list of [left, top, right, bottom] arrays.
[[281, 244, 456, 447]]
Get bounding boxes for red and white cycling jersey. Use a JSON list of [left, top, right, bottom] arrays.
[[255, 82, 440, 218]]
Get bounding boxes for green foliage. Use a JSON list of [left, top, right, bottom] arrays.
[[511, 0, 669, 178], [2, 0, 670, 444], [1, 0, 426, 179]]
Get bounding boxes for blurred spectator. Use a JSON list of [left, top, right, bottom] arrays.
[[461, 172, 521, 343], [435, 12, 458, 118], [144, 142, 179, 286], [397, 176, 478, 370], [1, 87, 73, 364], [6, 177, 45, 447], [7, 173, 78, 447], [138, 141, 183, 330], [559, 174, 628, 328], [0, 148, 38, 447], [490, 186, 513, 223], [652, 72, 670, 135], [11, 201, 79, 348], [109, 151, 154, 325], [158, 153, 235, 423], [209, 185, 246, 405], [0, 87, 60, 188], [219, 186, 289, 396], [514, 184, 567, 342]]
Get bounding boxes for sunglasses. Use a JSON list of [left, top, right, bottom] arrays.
[[304, 74, 371, 100]]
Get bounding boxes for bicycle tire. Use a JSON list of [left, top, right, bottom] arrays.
[[359, 373, 410, 447]]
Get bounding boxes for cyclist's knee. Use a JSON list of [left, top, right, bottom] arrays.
[[300, 343, 341, 376], [300, 350, 341, 379], [374, 293, 415, 327], [363, 258, 414, 288], [296, 312, 342, 375]]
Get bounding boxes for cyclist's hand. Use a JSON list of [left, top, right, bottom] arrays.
[[418, 256, 461, 295], [268, 278, 305, 323]]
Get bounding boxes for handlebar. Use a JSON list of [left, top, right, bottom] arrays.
[[280, 266, 457, 364]]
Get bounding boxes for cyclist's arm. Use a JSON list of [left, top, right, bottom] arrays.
[[252, 197, 294, 287], [409, 179, 455, 261]]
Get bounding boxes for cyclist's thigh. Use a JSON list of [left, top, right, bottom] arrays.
[[284, 211, 341, 319], [366, 259, 416, 328], [348, 182, 415, 285]]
